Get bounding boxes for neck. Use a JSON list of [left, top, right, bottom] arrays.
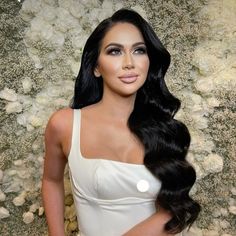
[[97, 90, 136, 123]]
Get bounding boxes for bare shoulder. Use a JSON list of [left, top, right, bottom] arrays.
[[45, 107, 74, 140]]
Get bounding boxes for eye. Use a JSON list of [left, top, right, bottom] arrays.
[[134, 47, 147, 54], [106, 48, 122, 55]]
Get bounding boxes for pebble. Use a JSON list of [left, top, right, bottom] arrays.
[[67, 221, 77, 232], [5, 101, 23, 114], [0, 87, 17, 101], [14, 160, 24, 166], [202, 153, 223, 174], [23, 211, 34, 224], [231, 187, 236, 195], [228, 206, 236, 215], [0, 207, 10, 219], [13, 195, 26, 206], [29, 203, 39, 213], [38, 206, 44, 216], [65, 194, 74, 206], [22, 77, 33, 93], [64, 205, 76, 220]]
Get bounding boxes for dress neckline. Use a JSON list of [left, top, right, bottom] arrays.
[[78, 109, 146, 168]]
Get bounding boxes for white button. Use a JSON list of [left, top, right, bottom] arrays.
[[136, 180, 149, 192]]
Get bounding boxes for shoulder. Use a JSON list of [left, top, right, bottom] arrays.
[[45, 107, 74, 141]]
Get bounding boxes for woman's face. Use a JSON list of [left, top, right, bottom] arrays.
[[94, 22, 150, 97]]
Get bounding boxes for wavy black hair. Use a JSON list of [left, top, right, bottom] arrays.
[[70, 8, 200, 234]]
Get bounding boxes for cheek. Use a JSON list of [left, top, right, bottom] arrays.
[[98, 58, 121, 76], [139, 58, 150, 72]]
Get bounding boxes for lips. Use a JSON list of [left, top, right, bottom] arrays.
[[118, 74, 138, 83]]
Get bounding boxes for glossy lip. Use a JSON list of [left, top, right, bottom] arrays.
[[118, 73, 139, 84]]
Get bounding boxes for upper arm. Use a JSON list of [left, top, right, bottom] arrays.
[[43, 109, 72, 183]]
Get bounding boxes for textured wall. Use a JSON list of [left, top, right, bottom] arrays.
[[0, 0, 235, 235]]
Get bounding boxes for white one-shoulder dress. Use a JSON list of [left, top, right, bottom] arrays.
[[68, 109, 163, 236]]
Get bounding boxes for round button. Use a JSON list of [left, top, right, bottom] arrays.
[[136, 180, 149, 192]]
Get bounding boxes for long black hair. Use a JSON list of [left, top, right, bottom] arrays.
[[71, 8, 200, 234]]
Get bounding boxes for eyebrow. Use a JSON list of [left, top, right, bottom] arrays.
[[104, 42, 146, 49]]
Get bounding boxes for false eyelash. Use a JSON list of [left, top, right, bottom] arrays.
[[134, 47, 147, 54], [106, 48, 121, 55]]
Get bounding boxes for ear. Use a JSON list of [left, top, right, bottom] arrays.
[[94, 66, 101, 77]]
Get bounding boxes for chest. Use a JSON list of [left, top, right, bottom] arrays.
[[69, 155, 161, 201], [80, 122, 145, 164]]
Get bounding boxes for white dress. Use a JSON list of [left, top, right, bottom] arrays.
[[68, 109, 163, 236]]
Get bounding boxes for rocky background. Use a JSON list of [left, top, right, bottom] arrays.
[[0, 0, 235, 235]]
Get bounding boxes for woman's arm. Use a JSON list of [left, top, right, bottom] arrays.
[[123, 207, 174, 236], [42, 111, 68, 236]]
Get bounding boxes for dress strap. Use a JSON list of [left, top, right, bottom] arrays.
[[70, 109, 81, 157]]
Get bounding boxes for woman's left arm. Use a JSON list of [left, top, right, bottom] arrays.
[[122, 208, 174, 236]]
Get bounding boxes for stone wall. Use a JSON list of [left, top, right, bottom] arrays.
[[0, 0, 235, 235]]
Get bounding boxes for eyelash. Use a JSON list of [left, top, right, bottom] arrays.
[[106, 47, 147, 55]]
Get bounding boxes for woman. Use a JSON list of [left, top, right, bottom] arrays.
[[42, 9, 200, 236]]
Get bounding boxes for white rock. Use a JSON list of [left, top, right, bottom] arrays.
[[30, 17, 46, 32], [17, 113, 28, 126], [13, 195, 26, 206], [228, 206, 236, 215], [220, 207, 228, 216], [29, 115, 43, 127], [5, 101, 23, 114], [55, 8, 78, 32], [35, 94, 49, 105], [212, 208, 221, 218], [29, 203, 39, 213], [0, 87, 18, 101], [22, 77, 33, 93], [0, 207, 10, 219], [206, 97, 220, 108], [202, 153, 224, 174], [40, 22, 54, 40], [23, 211, 34, 224], [13, 191, 27, 206], [49, 30, 65, 47], [26, 123, 34, 132], [38, 206, 44, 216], [39, 5, 56, 22], [4, 180, 21, 193], [8, 170, 17, 176], [194, 78, 214, 93], [192, 114, 208, 129], [101, 0, 113, 9], [231, 187, 236, 195], [30, 54, 43, 69], [21, 0, 42, 15], [14, 160, 24, 166], [69, 2, 84, 19]]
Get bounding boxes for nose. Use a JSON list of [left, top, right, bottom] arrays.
[[122, 53, 134, 69]]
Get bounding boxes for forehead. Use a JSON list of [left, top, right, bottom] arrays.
[[101, 23, 145, 47]]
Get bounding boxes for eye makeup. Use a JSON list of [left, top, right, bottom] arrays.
[[104, 42, 147, 56]]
